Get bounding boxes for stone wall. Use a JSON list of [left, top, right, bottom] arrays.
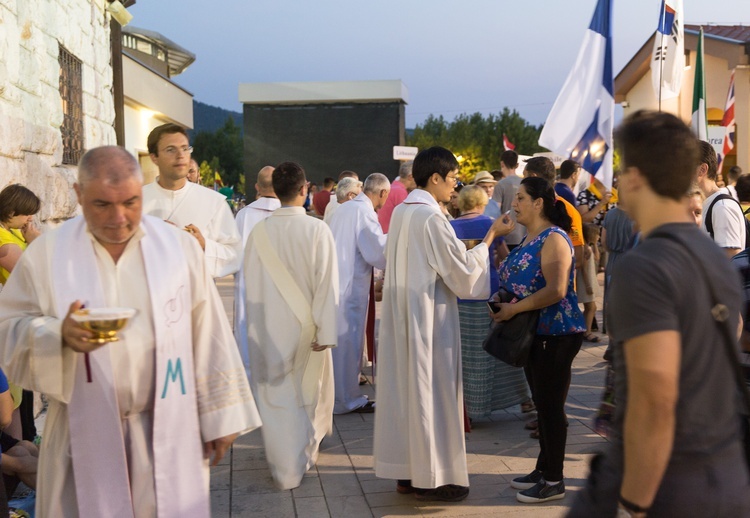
[[0, 0, 115, 224]]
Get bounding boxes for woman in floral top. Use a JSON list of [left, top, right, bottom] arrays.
[[492, 176, 585, 504]]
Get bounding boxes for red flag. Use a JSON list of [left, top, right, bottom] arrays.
[[503, 134, 515, 151], [719, 69, 736, 172]]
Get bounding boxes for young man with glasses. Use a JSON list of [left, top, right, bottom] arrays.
[[142, 123, 242, 278], [373, 147, 512, 502]]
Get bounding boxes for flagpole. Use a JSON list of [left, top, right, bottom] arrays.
[[659, 30, 664, 111]]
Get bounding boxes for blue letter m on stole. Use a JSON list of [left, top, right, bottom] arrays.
[[161, 358, 186, 398]]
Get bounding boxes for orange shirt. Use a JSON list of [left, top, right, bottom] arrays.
[[557, 196, 584, 247]]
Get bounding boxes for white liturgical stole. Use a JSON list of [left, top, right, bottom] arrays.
[[52, 215, 208, 517]]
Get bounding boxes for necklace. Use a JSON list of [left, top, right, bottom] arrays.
[[459, 211, 481, 218]]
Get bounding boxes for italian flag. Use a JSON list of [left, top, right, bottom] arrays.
[[691, 27, 708, 140]]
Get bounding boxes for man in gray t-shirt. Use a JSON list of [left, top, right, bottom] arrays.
[[493, 150, 526, 247], [570, 111, 750, 517]]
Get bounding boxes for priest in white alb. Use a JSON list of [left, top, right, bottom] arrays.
[[142, 123, 242, 278], [0, 146, 262, 517], [328, 173, 389, 413], [373, 147, 512, 502], [244, 162, 338, 490], [233, 165, 280, 378]]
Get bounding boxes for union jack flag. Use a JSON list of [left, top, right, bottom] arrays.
[[719, 70, 736, 171]]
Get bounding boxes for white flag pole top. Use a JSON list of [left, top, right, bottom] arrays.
[[691, 27, 708, 141], [651, 0, 684, 103], [538, 0, 614, 189]]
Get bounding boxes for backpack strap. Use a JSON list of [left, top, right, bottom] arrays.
[[705, 192, 736, 240]]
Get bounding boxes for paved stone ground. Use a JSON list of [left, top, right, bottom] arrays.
[[212, 277, 610, 517]]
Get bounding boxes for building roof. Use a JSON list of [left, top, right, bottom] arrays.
[[122, 25, 195, 77], [239, 80, 409, 105], [685, 24, 750, 43]]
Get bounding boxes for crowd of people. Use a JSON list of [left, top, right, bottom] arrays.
[[0, 111, 747, 516]]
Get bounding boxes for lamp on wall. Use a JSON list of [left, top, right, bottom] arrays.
[[106, 1, 133, 26]]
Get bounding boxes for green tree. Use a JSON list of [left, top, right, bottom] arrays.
[[192, 117, 244, 193], [407, 108, 545, 180]]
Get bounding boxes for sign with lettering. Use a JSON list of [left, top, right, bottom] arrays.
[[393, 146, 418, 161]]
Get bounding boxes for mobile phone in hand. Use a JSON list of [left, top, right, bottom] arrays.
[[487, 301, 501, 314]]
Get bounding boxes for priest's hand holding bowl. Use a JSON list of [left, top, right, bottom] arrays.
[[482, 210, 515, 247], [62, 301, 99, 353]]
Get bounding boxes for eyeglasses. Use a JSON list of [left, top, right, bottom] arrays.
[[445, 174, 459, 184], [160, 146, 193, 156]]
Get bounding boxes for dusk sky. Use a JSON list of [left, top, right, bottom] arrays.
[[130, 0, 750, 128]]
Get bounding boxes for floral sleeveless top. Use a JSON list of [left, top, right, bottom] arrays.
[[498, 226, 586, 336]]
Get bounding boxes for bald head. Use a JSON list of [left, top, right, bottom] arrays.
[[256, 166, 276, 197], [78, 146, 143, 188]]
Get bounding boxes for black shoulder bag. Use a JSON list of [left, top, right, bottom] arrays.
[[651, 230, 750, 468], [482, 287, 540, 368]]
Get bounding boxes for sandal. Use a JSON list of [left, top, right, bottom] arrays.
[[521, 400, 536, 413], [583, 333, 600, 343], [524, 419, 538, 431], [414, 484, 469, 502], [359, 374, 368, 386], [352, 401, 375, 413]]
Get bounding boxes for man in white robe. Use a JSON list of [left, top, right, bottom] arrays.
[[234, 166, 280, 377], [142, 123, 242, 278], [323, 171, 359, 225], [373, 147, 512, 502], [0, 146, 261, 517], [329, 173, 390, 413], [244, 162, 338, 490]]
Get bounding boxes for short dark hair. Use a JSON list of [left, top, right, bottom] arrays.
[[736, 174, 750, 203], [490, 170, 503, 181], [698, 140, 719, 181], [728, 165, 743, 183], [0, 184, 41, 222], [614, 110, 699, 201], [322, 177, 336, 189], [272, 162, 307, 203], [412, 146, 459, 188], [524, 156, 556, 185], [520, 177, 571, 232], [147, 123, 188, 155], [500, 150, 518, 169], [559, 160, 580, 180]]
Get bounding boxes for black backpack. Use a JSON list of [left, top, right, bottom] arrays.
[[705, 192, 750, 249]]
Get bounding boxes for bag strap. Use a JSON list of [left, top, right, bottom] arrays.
[[649, 230, 750, 416], [252, 220, 313, 327]]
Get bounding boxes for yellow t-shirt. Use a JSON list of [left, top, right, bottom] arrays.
[[0, 227, 27, 285]]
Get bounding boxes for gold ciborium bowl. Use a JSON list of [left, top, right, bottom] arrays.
[[71, 307, 137, 344], [461, 238, 482, 250]]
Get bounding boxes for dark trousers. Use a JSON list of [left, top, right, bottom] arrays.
[[525, 333, 583, 481]]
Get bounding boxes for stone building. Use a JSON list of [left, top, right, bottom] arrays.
[[0, 0, 116, 224]]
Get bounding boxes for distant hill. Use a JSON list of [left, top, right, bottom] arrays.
[[192, 100, 242, 135]]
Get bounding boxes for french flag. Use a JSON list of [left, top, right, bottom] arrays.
[[539, 0, 613, 188]]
